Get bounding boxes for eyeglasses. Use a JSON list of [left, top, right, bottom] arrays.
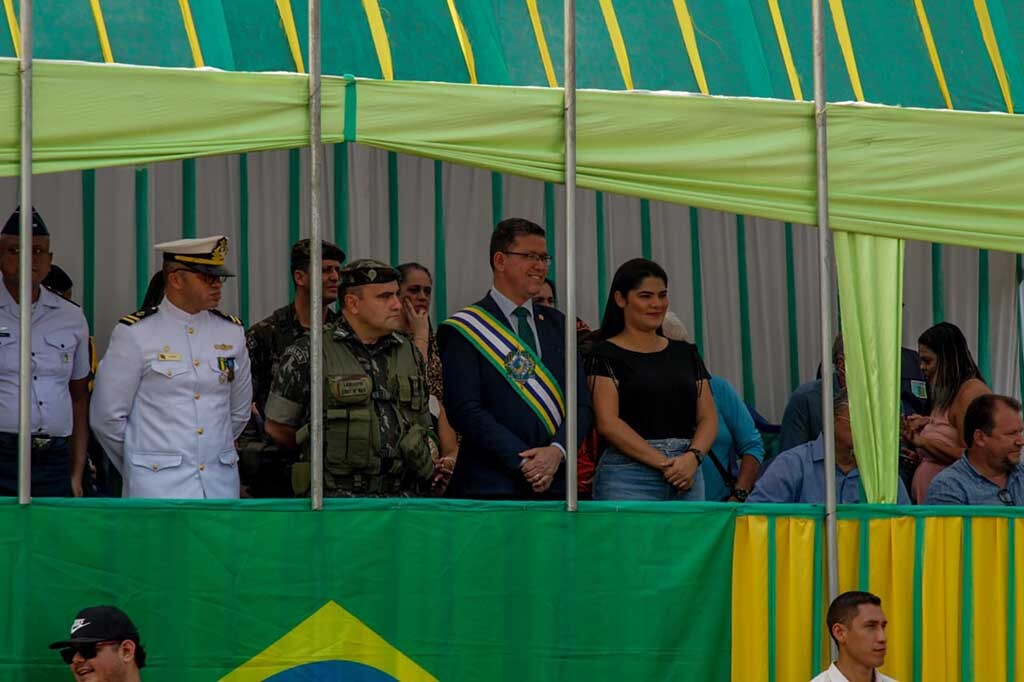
[[170, 268, 228, 285], [503, 251, 552, 265], [998, 489, 1015, 506], [58, 641, 119, 664]]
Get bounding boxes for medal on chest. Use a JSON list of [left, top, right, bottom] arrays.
[[217, 356, 236, 383]]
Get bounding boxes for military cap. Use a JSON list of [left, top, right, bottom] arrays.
[[339, 258, 399, 290], [1, 205, 48, 236], [290, 238, 347, 274], [155, 235, 234, 277]]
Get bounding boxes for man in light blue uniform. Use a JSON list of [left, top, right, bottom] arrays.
[[91, 236, 252, 499], [0, 207, 91, 497], [750, 391, 911, 504]]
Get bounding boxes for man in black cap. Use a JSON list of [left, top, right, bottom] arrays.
[[49, 605, 146, 681], [240, 238, 345, 497], [264, 258, 437, 497], [0, 206, 91, 497]]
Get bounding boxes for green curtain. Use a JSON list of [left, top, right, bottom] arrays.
[[833, 232, 904, 503]]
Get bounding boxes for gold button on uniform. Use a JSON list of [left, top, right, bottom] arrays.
[[152, 464, 159, 471], [188, 327, 194, 334], [166, 371, 173, 377], [194, 393, 200, 400], [193, 360, 200, 367], [199, 464, 205, 471], [197, 427, 204, 435]]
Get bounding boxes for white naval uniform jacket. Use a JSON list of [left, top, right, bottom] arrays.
[[90, 298, 252, 499]]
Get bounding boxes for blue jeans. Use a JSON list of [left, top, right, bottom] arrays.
[[593, 437, 705, 501]]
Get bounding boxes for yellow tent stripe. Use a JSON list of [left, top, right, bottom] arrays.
[[921, 517, 962, 680], [362, 0, 394, 81], [274, 0, 305, 73], [826, 0, 864, 101], [912, 0, 953, 109], [837, 519, 860, 592], [446, 0, 477, 84], [974, 0, 1014, 113], [88, 0, 115, 63], [3, 0, 18, 59], [1016, 519, 1024, 682], [867, 518, 915, 681], [178, 0, 205, 68], [972, 518, 1008, 681], [597, 0, 633, 90], [524, 0, 557, 87], [671, 0, 708, 95], [731, 516, 768, 681], [766, 0, 803, 100], [774, 518, 815, 681]]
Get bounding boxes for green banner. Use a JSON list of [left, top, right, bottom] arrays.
[[1, 499, 733, 681]]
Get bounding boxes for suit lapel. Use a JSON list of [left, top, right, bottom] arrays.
[[479, 293, 515, 332]]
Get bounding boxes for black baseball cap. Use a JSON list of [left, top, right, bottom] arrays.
[[49, 606, 140, 648]]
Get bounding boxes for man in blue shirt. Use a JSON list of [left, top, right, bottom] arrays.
[[926, 394, 1024, 506], [750, 391, 911, 504]]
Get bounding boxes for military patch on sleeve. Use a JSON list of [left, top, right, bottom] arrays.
[[210, 309, 243, 326], [118, 306, 159, 326]]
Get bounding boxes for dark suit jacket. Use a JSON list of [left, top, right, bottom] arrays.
[[438, 293, 594, 499]]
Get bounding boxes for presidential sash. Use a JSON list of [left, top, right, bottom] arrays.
[[442, 305, 566, 436]]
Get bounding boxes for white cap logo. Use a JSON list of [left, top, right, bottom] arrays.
[[70, 619, 89, 635]]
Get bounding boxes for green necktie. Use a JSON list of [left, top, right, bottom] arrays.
[[511, 307, 538, 354]]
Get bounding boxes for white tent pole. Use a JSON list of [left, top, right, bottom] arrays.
[[812, 0, 839, 621], [308, 0, 324, 511], [17, 0, 33, 505], [563, 0, 578, 512]]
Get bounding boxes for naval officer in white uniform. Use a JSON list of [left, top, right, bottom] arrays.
[[91, 236, 252, 498]]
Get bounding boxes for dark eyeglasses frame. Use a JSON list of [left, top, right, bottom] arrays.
[[997, 488, 1015, 506], [59, 640, 120, 664], [503, 250, 552, 265]]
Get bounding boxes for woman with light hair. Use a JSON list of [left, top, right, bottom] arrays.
[[660, 313, 765, 501]]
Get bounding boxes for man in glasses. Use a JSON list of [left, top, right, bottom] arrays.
[[438, 217, 592, 499], [49, 605, 145, 681], [926, 393, 1024, 505], [91, 236, 252, 498]]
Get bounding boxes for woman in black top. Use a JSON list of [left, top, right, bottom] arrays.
[[589, 258, 718, 501]]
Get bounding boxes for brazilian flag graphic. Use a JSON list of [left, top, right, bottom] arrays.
[[222, 602, 435, 682]]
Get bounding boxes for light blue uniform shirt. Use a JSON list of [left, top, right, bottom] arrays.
[[925, 455, 1024, 506], [702, 375, 765, 501], [749, 435, 911, 504], [488, 287, 542, 360], [0, 279, 90, 436]]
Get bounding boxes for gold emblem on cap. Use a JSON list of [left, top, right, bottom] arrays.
[[211, 238, 228, 265], [367, 269, 377, 281]]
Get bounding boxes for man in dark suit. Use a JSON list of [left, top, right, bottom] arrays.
[[438, 218, 593, 499]]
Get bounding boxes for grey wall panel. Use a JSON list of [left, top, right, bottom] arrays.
[[648, 200, 697, 342], [902, 239, 933, 349], [442, 163, 493, 313], [245, 150, 291, 324], [91, 167, 135, 352], [697, 209, 744, 398]]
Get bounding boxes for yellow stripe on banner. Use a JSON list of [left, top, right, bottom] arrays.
[[867, 518, 915, 682], [525, 0, 557, 87], [826, 0, 864, 101], [362, 0, 394, 81], [1016, 519, 1024, 682], [972, 518, 1009, 681], [766, 0, 803, 100], [597, 0, 634, 90], [671, 0, 708, 94], [89, 0, 115, 63], [974, 0, 1015, 112], [3, 0, 18, 59], [275, 0, 305, 73], [178, 0, 205, 68], [446, 0, 477, 84], [921, 517, 962, 680], [731, 516, 769, 682], [837, 519, 860, 593], [912, 0, 953, 109], [775, 518, 815, 682]]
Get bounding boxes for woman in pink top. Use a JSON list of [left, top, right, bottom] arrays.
[[901, 322, 989, 503]]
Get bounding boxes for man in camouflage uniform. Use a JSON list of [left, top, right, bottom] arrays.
[[239, 239, 345, 497], [263, 259, 437, 497]]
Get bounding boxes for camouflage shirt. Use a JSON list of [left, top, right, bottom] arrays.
[[245, 303, 339, 414], [264, 316, 405, 458]]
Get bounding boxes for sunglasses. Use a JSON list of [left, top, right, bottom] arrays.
[[169, 268, 228, 285], [58, 640, 119, 664]]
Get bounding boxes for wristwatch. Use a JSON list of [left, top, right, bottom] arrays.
[[684, 447, 705, 465], [732, 487, 750, 502]]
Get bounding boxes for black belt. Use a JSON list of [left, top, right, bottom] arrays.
[[0, 432, 67, 449]]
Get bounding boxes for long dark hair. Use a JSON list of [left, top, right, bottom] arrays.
[[596, 258, 668, 340], [918, 322, 983, 409]]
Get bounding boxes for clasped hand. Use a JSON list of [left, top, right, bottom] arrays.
[[519, 445, 562, 493]]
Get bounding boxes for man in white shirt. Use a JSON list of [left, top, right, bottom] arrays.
[[811, 591, 897, 682]]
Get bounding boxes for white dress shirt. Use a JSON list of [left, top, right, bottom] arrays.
[[488, 287, 542, 359], [810, 663, 898, 682], [90, 297, 252, 499], [0, 279, 90, 436]]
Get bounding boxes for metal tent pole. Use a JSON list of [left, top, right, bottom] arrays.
[[17, 0, 33, 505], [812, 0, 839, 619], [308, 0, 324, 510], [563, 0, 578, 512]]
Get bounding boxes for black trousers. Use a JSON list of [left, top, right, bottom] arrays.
[[0, 432, 73, 497]]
